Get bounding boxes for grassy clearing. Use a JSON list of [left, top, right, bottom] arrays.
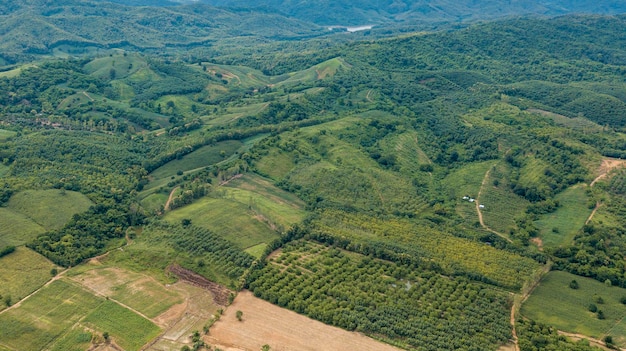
[[521, 271, 626, 346], [0, 129, 16, 141], [0, 279, 102, 351], [7, 189, 93, 230], [0, 207, 45, 247], [164, 195, 279, 250], [71, 266, 182, 318], [83, 300, 161, 351], [149, 140, 243, 181], [443, 161, 494, 201], [0, 247, 57, 310], [83, 53, 146, 80], [244, 243, 267, 258], [224, 174, 307, 228], [254, 149, 297, 180], [442, 161, 494, 222], [535, 185, 592, 247], [140, 192, 169, 213], [481, 162, 531, 234], [203, 102, 269, 126]]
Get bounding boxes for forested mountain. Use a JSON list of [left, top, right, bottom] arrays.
[[0, 0, 325, 64], [183, 0, 626, 25], [1, 6, 626, 351]]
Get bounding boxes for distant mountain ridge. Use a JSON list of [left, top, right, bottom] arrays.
[[172, 0, 626, 25], [0, 0, 324, 64]]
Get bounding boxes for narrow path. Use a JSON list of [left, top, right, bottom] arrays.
[[82, 91, 95, 101], [586, 158, 626, 223], [365, 89, 374, 102], [164, 186, 180, 211], [586, 202, 601, 225], [557, 331, 620, 351], [476, 166, 513, 243]]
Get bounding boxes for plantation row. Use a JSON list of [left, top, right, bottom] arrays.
[[247, 240, 511, 351], [149, 221, 255, 281], [309, 210, 541, 290]]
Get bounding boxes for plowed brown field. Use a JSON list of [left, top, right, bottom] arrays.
[[206, 290, 404, 351]]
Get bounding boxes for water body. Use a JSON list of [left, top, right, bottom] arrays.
[[327, 25, 374, 32]]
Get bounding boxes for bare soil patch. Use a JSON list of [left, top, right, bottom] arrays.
[[591, 158, 626, 187], [206, 290, 404, 351], [168, 265, 232, 306]]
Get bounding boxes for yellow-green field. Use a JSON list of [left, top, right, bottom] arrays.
[[69, 266, 182, 318], [0, 277, 161, 351], [480, 162, 531, 235], [0, 207, 45, 247], [6, 189, 93, 230], [82, 300, 161, 351], [0, 280, 103, 351], [0, 247, 57, 310], [165, 195, 279, 250], [535, 185, 592, 247]]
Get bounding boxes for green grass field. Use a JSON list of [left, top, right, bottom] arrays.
[[164, 195, 279, 250], [0, 279, 102, 351], [0, 129, 16, 141], [140, 192, 169, 213], [224, 174, 307, 228], [443, 161, 495, 222], [6, 189, 93, 230], [0, 247, 57, 310], [481, 162, 531, 235], [535, 185, 592, 247], [82, 300, 161, 351], [254, 149, 297, 180], [0, 207, 45, 247], [521, 271, 626, 346], [149, 140, 243, 181], [203, 102, 269, 126]]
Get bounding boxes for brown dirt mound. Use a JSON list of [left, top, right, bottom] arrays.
[[167, 265, 232, 306]]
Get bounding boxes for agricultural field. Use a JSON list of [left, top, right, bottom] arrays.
[[311, 210, 540, 290], [0, 247, 57, 310], [0, 207, 45, 247], [480, 162, 531, 235], [6, 189, 93, 230], [521, 271, 626, 347], [207, 290, 404, 351], [247, 240, 513, 351], [224, 174, 308, 227], [47, 327, 93, 351], [164, 195, 279, 251], [105, 221, 254, 287], [535, 185, 592, 247], [0, 279, 103, 351], [69, 266, 183, 318], [148, 140, 243, 182], [82, 300, 161, 351]]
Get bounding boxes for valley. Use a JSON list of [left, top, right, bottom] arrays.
[[1, 3, 626, 351]]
